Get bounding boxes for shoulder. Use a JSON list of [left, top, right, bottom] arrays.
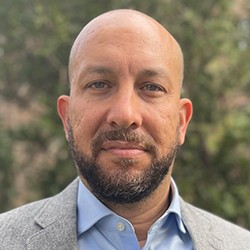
[[0, 198, 48, 229], [0, 178, 79, 249], [180, 198, 250, 249], [182, 199, 249, 233], [0, 198, 51, 248]]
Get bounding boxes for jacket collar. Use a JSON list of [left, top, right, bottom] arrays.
[[180, 198, 224, 250], [23, 178, 226, 249], [26, 178, 79, 250]]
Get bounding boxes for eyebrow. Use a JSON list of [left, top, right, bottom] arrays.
[[74, 66, 114, 87], [139, 68, 172, 84], [79, 65, 172, 84], [85, 66, 114, 75], [140, 68, 165, 77]]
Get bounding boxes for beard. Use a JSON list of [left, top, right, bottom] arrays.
[[68, 124, 180, 204]]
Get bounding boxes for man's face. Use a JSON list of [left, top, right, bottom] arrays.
[[58, 21, 192, 203]]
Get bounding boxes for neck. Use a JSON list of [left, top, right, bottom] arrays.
[[104, 175, 172, 248]]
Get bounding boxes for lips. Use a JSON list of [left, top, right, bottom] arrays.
[[101, 140, 147, 157]]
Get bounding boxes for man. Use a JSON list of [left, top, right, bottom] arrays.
[[0, 9, 249, 250]]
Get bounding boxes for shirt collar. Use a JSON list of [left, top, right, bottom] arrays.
[[77, 177, 186, 236], [77, 179, 113, 235], [164, 177, 187, 234]]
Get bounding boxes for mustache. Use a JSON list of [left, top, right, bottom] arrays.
[[92, 128, 157, 158]]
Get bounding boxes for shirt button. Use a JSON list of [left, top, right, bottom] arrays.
[[116, 222, 126, 232]]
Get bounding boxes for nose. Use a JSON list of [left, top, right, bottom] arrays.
[[106, 89, 142, 129]]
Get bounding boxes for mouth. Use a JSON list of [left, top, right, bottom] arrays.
[[101, 140, 148, 157]]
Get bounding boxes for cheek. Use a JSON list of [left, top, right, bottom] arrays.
[[154, 105, 179, 131], [69, 104, 103, 150], [145, 107, 180, 151], [158, 116, 179, 141]]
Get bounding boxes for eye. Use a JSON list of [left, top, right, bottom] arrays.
[[141, 83, 166, 93], [87, 81, 110, 89]]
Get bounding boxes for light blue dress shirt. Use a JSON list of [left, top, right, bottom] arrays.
[[77, 178, 193, 249]]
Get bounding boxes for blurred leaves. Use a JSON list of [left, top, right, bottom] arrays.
[[0, 0, 249, 229]]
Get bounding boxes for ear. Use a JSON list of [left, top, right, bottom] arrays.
[[57, 95, 70, 141], [178, 98, 193, 145]]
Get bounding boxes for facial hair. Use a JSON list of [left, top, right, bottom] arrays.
[[68, 125, 180, 204]]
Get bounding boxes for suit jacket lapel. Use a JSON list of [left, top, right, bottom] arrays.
[[26, 179, 79, 250], [180, 198, 224, 250]]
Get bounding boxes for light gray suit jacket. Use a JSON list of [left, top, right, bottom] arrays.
[[0, 178, 249, 249]]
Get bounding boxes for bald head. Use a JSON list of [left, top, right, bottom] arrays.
[[68, 9, 184, 89]]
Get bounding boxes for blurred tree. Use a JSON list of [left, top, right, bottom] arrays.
[[0, 123, 13, 212], [0, 0, 249, 228], [168, 0, 250, 228]]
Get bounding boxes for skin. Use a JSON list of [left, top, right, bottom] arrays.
[[57, 9, 193, 248]]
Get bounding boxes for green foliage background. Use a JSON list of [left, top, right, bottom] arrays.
[[0, 0, 249, 229]]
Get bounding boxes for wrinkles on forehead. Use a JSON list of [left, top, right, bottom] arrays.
[[68, 9, 184, 89]]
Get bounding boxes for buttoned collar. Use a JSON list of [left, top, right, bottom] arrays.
[[77, 177, 187, 236]]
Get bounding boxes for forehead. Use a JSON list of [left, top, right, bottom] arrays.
[[76, 10, 165, 46], [69, 12, 183, 87], [72, 15, 166, 61]]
